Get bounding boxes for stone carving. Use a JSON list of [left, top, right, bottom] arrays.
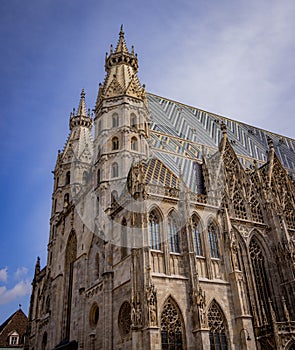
[[230, 231, 239, 270], [146, 284, 157, 326], [195, 287, 208, 328]]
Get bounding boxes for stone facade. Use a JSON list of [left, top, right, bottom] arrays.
[[28, 27, 295, 350]]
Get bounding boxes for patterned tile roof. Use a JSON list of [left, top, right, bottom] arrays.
[[147, 93, 295, 191]]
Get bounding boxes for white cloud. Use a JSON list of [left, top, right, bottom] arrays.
[[0, 280, 31, 305], [14, 267, 28, 281], [0, 268, 8, 282], [144, 0, 295, 137]]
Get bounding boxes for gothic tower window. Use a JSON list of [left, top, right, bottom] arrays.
[[130, 113, 137, 128], [192, 215, 203, 256], [41, 332, 47, 350], [95, 253, 100, 278], [112, 113, 119, 127], [97, 168, 101, 185], [65, 171, 71, 185], [249, 238, 272, 323], [208, 300, 228, 350], [111, 163, 119, 178], [89, 303, 100, 329], [121, 218, 128, 259], [64, 231, 77, 339], [82, 171, 88, 185], [161, 297, 184, 350], [149, 210, 161, 250], [112, 136, 119, 151], [64, 193, 69, 207], [168, 213, 180, 253], [208, 221, 219, 258], [131, 136, 138, 151]]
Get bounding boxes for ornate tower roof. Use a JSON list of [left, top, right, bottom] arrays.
[[60, 89, 93, 165], [95, 26, 146, 109]]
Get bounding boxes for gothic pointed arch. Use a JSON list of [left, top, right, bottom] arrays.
[[167, 210, 180, 253], [207, 299, 229, 350], [64, 230, 77, 339], [160, 296, 185, 350], [248, 235, 273, 326], [149, 207, 163, 250], [207, 218, 220, 259], [192, 213, 204, 256], [286, 340, 295, 350]]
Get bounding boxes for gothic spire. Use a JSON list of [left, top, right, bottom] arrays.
[[69, 89, 92, 130], [95, 26, 146, 109], [77, 88, 87, 117], [115, 25, 129, 54]]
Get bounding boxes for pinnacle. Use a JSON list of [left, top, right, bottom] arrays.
[[77, 88, 87, 117], [115, 25, 129, 53]]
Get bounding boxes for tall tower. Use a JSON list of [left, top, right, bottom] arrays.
[[94, 25, 150, 214]]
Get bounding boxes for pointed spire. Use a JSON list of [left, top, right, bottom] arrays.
[[69, 89, 92, 130], [115, 24, 129, 53], [77, 88, 87, 117], [35, 256, 40, 276]]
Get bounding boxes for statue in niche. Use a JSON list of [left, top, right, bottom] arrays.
[[195, 286, 207, 328], [146, 284, 157, 326], [230, 231, 239, 270], [131, 300, 142, 328]]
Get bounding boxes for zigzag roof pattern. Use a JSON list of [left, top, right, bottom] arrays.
[[147, 93, 295, 192]]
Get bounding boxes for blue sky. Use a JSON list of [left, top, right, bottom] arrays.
[[0, 0, 295, 324]]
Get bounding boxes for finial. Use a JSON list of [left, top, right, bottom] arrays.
[[110, 44, 113, 54], [77, 89, 87, 116], [131, 45, 135, 55], [120, 24, 124, 35]]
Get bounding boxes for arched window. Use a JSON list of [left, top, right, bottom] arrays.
[[118, 302, 131, 337], [112, 163, 118, 178], [168, 214, 180, 253], [55, 176, 59, 191], [208, 221, 219, 258], [130, 113, 137, 128], [121, 218, 128, 259], [64, 193, 69, 207], [41, 332, 47, 350], [95, 253, 100, 278], [112, 137, 119, 151], [64, 232, 77, 339], [208, 300, 228, 350], [112, 113, 119, 127], [82, 171, 88, 185], [192, 215, 203, 256], [45, 296, 50, 314], [249, 238, 272, 323], [89, 303, 100, 329], [149, 210, 161, 250], [65, 171, 71, 185], [97, 169, 101, 185], [131, 136, 138, 151], [161, 297, 184, 349]]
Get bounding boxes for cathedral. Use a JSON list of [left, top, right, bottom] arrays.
[[27, 27, 295, 350]]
